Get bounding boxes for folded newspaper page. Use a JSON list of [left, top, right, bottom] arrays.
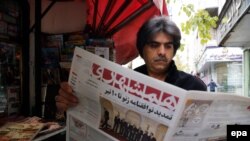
[[66, 47, 250, 141], [172, 91, 250, 141]]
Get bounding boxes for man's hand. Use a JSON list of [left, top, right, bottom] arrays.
[[55, 82, 79, 112]]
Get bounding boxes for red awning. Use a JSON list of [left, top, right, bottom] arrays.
[[85, 0, 168, 64], [42, 0, 168, 64]]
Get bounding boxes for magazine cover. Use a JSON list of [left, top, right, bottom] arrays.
[[0, 122, 44, 141], [41, 48, 60, 68]]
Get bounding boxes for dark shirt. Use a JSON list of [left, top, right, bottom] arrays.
[[134, 61, 207, 91], [207, 81, 217, 91]]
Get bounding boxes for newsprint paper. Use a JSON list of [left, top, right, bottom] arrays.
[[66, 47, 250, 141]]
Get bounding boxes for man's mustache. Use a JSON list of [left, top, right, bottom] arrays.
[[153, 56, 168, 62]]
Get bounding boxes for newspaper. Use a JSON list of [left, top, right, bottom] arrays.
[[66, 47, 250, 141]]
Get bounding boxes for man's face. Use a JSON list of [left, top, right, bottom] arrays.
[[143, 32, 175, 74]]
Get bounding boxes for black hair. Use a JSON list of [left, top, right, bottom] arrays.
[[136, 16, 181, 58]]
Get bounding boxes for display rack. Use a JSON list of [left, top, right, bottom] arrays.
[[0, 0, 22, 116]]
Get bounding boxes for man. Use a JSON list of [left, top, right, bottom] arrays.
[[149, 132, 156, 141], [101, 108, 109, 129], [55, 15, 207, 115], [207, 79, 217, 92], [141, 130, 150, 141], [134, 16, 207, 90], [113, 112, 120, 133]]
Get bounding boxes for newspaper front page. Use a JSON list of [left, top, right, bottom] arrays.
[[66, 47, 250, 141], [66, 47, 187, 141]]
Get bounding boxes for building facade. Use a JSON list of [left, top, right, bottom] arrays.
[[216, 0, 250, 96], [197, 46, 243, 94], [195, 0, 250, 96]]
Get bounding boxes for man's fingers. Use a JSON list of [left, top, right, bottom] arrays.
[[56, 82, 79, 112], [60, 82, 72, 93], [55, 95, 78, 107], [56, 102, 67, 112], [58, 89, 78, 103]]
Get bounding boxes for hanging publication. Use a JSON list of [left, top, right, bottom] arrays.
[[66, 47, 250, 141]]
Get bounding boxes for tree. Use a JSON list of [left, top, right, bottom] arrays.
[[174, 53, 189, 72], [166, 1, 218, 71], [179, 4, 218, 45]]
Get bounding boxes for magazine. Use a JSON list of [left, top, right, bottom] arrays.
[[0, 116, 65, 141], [0, 121, 43, 141], [66, 47, 250, 141]]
